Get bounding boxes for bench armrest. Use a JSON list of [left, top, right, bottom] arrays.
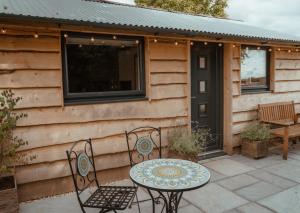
[[261, 120, 291, 127]]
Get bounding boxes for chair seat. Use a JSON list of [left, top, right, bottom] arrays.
[[83, 186, 137, 210]]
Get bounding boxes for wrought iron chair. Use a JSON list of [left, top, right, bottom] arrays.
[[125, 126, 163, 213], [66, 139, 137, 213]]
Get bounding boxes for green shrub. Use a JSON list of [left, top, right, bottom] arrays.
[[240, 122, 271, 142], [0, 90, 31, 174], [168, 126, 210, 159]]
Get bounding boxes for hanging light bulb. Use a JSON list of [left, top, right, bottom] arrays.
[[288, 49, 292, 53], [218, 43, 223, 47], [78, 44, 82, 48], [268, 48, 272, 52], [91, 36, 95, 42], [277, 48, 281, 51], [204, 41, 208, 45], [154, 38, 158, 43], [64, 33, 68, 38], [232, 44, 236, 48], [135, 40, 139, 44], [296, 49, 299, 52], [34, 32, 39, 38], [257, 46, 261, 50], [1, 28, 6, 34], [113, 35, 117, 40], [190, 41, 194, 46], [174, 41, 178, 46]]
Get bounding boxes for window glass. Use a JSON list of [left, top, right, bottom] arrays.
[[241, 46, 269, 91], [199, 81, 206, 93], [63, 33, 145, 103], [198, 56, 206, 69], [199, 104, 207, 117]]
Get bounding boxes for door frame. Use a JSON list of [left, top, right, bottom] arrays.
[[189, 42, 224, 151]]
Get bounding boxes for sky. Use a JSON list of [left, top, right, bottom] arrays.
[[111, 0, 300, 36]]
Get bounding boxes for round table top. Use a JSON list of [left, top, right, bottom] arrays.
[[129, 158, 210, 192]]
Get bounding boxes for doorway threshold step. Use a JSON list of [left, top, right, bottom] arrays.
[[198, 150, 225, 161]]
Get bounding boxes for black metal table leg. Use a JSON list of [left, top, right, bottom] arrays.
[[147, 190, 183, 213], [147, 189, 156, 213]]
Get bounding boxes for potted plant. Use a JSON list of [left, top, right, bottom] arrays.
[[240, 122, 271, 159], [167, 125, 210, 162], [0, 90, 30, 212]]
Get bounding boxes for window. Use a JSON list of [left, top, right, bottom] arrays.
[[240, 46, 270, 93], [62, 32, 145, 104]]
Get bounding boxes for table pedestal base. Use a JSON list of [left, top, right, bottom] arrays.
[[147, 189, 183, 213]]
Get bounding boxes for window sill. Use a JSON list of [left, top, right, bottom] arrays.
[[241, 90, 272, 95], [64, 96, 149, 106]]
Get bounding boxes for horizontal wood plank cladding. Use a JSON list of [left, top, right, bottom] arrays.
[[232, 134, 241, 147], [295, 103, 300, 112], [232, 92, 300, 112], [276, 51, 300, 60], [149, 43, 187, 60], [232, 82, 240, 96], [17, 98, 188, 126], [232, 70, 240, 82], [233, 110, 257, 123], [276, 59, 300, 70], [151, 73, 187, 85], [16, 153, 128, 184], [0, 36, 59, 52], [19, 129, 171, 165], [0, 70, 61, 88], [16, 148, 169, 185], [232, 58, 240, 70], [151, 84, 187, 100], [233, 46, 241, 58], [275, 70, 300, 81], [233, 120, 252, 134], [275, 81, 300, 92], [15, 117, 188, 150], [150, 60, 187, 73], [0, 88, 62, 109], [18, 166, 131, 202], [0, 52, 60, 70]]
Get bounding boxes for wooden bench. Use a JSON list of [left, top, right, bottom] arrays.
[[258, 101, 300, 159]]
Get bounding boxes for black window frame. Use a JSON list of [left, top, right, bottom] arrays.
[[62, 32, 146, 104], [240, 45, 271, 94]]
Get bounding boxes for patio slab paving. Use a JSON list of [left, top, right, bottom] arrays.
[[247, 169, 298, 189], [207, 168, 227, 182], [203, 159, 255, 176], [183, 183, 248, 213], [258, 185, 300, 213], [235, 181, 282, 201], [237, 203, 274, 213], [20, 150, 300, 213], [264, 162, 300, 183], [216, 174, 259, 190]]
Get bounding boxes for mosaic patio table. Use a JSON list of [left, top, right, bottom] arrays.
[[129, 158, 210, 213]]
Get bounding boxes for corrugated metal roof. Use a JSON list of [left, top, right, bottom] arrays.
[[1, 0, 300, 43]]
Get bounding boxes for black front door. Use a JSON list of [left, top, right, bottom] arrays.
[[191, 43, 223, 151]]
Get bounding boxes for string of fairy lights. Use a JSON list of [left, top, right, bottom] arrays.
[[1, 26, 299, 52]]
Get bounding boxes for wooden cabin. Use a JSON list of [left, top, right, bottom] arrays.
[[1, 0, 300, 201]]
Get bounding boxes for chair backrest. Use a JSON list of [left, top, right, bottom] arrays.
[[66, 139, 100, 204], [258, 101, 296, 123], [125, 126, 161, 167]]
